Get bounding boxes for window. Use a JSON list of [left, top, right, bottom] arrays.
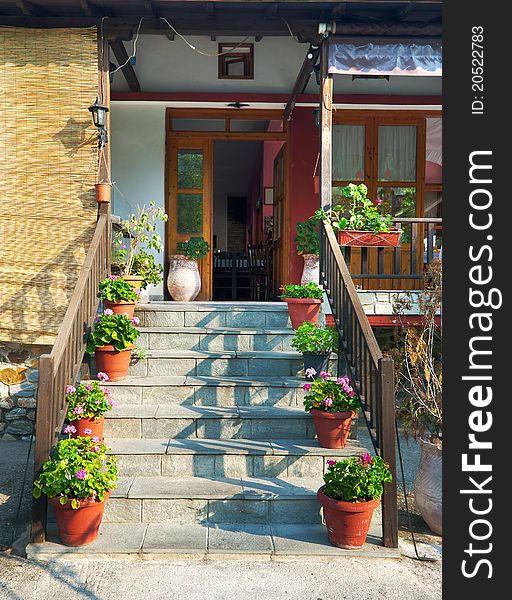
[[218, 43, 254, 80]]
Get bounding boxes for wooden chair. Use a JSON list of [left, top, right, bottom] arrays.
[[248, 242, 272, 301]]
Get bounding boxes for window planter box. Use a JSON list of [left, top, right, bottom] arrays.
[[338, 229, 402, 247]]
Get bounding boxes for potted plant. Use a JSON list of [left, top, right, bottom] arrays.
[[63, 373, 118, 440], [113, 201, 168, 293], [391, 258, 442, 535], [167, 236, 211, 302], [314, 183, 400, 247], [86, 309, 140, 381], [291, 321, 338, 376], [131, 250, 164, 303], [317, 453, 392, 549], [294, 218, 320, 284], [33, 437, 117, 546], [280, 282, 323, 329], [98, 275, 139, 318], [303, 370, 360, 448]]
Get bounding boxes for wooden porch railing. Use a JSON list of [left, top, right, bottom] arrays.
[[341, 217, 442, 289], [31, 209, 110, 543], [320, 219, 398, 548]]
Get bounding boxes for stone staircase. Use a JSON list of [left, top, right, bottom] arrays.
[[28, 302, 399, 559]]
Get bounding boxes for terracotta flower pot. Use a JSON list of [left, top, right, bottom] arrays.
[[317, 486, 380, 549], [284, 297, 322, 329], [167, 255, 201, 302], [122, 275, 144, 294], [415, 437, 442, 535], [300, 254, 320, 285], [71, 416, 104, 441], [94, 344, 133, 382], [95, 182, 111, 203], [104, 300, 136, 318], [311, 408, 356, 449], [49, 492, 110, 546]]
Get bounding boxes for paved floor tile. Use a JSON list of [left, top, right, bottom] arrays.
[[208, 524, 273, 554]]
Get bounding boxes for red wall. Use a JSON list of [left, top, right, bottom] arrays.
[[287, 107, 320, 284]]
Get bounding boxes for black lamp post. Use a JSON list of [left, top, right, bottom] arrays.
[[88, 97, 109, 146]]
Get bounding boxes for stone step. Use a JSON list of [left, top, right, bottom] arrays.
[[27, 520, 398, 560], [104, 476, 325, 525], [136, 302, 292, 329], [108, 438, 366, 479], [127, 350, 337, 378], [137, 327, 295, 352], [104, 405, 316, 440], [106, 376, 307, 407]]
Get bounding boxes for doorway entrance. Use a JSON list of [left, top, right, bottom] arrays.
[[165, 109, 288, 301]]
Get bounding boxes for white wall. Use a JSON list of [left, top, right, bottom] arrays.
[[110, 104, 166, 298]]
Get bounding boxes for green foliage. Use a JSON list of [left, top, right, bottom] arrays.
[[314, 183, 394, 234], [291, 322, 338, 355], [113, 201, 168, 277], [33, 437, 117, 509], [302, 373, 360, 414], [295, 218, 320, 256], [98, 276, 138, 303], [130, 251, 164, 287], [280, 282, 323, 300], [86, 310, 140, 354], [176, 236, 211, 260], [65, 380, 115, 421], [323, 454, 392, 502]]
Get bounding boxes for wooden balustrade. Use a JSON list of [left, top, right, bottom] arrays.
[[320, 219, 398, 548], [31, 208, 110, 543]]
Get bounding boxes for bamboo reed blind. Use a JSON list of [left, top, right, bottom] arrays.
[[0, 28, 99, 344]]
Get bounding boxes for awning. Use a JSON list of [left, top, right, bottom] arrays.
[[328, 39, 442, 77]]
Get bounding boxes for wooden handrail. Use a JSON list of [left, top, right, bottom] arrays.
[[32, 210, 110, 544], [320, 219, 398, 548]]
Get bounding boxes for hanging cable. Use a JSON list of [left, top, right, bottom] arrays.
[[110, 17, 145, 74]]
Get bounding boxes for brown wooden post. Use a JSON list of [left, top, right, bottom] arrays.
[[98, 31, 111, 273], [31, 354, 55, 543], [379, 356, 399, 548], [319, 39, 333, 211]]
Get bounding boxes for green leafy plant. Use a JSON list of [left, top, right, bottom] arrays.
[[33, 437, 117, 509], [295, 218, 320, 256], [131, 251, 164, 287], [176, 236, 211, 260], [314, 183, 394, 234], [323, 454, 392, 502], [302, 370, 360, 413], [113, 201, 168, 277], [65, 375, 117, 422], [280, 282, 323, 300], [86, 309, 140, 354], [291, 322, 338, 355], [98, 276, 138, 303]]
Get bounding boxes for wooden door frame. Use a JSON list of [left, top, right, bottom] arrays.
[[164, 107, 290, 300]]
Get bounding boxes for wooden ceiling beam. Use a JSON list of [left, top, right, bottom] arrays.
[[331, 3, 347, 19], [109, 39, 141, 92], [15, 0, 49, 16], [283, 43, 320, 122]]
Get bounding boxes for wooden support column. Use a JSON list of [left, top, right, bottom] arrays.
[[98, 32, 112, 266], [319, 39, 333, 210]]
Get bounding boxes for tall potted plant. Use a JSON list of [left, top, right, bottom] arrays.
[[98, 275, 139, 318], [113, 201, 168, 293], [303, 370, 360, 448], [317, 454, 392, 549], [314, 183, 400, 247], [294, 218, 320, 284], [33, 437, 117, 546], [86, 309, 140, 381], [167, 236, 211, 302], [291, 321, 338, 376], [63, 373, 117, 440], [280, 282, 323, 329], [391, 259, 442, 535], [130, 250, 164, 303]]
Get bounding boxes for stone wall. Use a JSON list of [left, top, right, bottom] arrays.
[[0, 343, 50, 439]]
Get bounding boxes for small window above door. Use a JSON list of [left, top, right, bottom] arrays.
[[218, 43, 254, 80]]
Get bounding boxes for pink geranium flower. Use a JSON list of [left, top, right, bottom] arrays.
[[305, 368, 317, 379], [91, 446, 101, 452], [303, 383, 312, 391], [103, 308, 114, 316], [63, 424, 76, 435], [84, 383, 93, 391], [74, 469, 87, 480], [92, 436, 101, 443], [83, 428, 92, 435], [97, 372, 109, 382], [65, 385, 76, 394], [319, 371, 330, 380], [327, 459, 337, 466], [323, 397, 333, 407], [108, 399, 118, 409], [131, 316, 140, 326], [73, 406, 84, 415]]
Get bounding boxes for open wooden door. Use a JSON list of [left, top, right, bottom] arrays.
[[272, 145, 287, 296], [167, 139, 213, 300]]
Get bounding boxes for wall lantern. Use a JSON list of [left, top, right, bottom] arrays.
[[312, 108, 320, 128], [88, 97, 109, 145]]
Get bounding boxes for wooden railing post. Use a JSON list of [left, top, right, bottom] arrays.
[[31, 354, 55, 543], [379, 357, 398, 548]]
